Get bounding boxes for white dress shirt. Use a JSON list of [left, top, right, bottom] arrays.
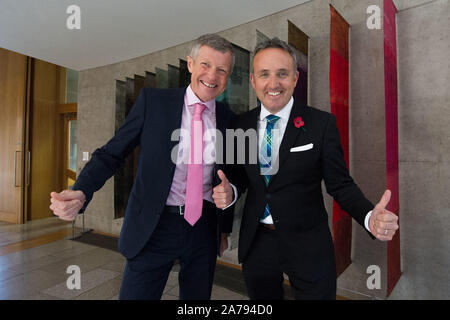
[[258, 98, 294, 224]]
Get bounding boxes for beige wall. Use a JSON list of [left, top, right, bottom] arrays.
[[75, 0, 449, 299]]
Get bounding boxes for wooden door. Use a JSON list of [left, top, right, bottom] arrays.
[[0, 48, 28, 223], [27, 59, 64, 220]]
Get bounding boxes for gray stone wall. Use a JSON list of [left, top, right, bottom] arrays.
[[391, 0, 450, 299], [75, 0, 450, 299]]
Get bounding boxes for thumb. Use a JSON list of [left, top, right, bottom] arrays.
[[376, 189, 391, 210], [217, 170, 229, 185], [51, 190, 77, 201]]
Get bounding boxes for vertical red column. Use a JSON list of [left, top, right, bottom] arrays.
[[383, 0, 402, 296], [330, 5, 351, 276]]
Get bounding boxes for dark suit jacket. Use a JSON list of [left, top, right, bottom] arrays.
[[229, 100, 374, 281], [72, 87, 235, 259]]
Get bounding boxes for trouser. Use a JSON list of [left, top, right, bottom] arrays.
[[242, 224, 336, 300], [119, 201, 218, 300]]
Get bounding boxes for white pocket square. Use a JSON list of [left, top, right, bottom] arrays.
[[290, 143, 314, 152]]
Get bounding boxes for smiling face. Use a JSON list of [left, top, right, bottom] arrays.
[[251, 47, 299, 114], [187, 45, 232, 102]]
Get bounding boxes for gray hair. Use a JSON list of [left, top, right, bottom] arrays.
[[252, 37, 298, 74], [189, 34, 235, 73]]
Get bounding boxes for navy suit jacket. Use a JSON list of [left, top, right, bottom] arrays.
[[72, 87, 235, 259]]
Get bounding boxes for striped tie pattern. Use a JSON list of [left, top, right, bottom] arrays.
[[260, 115, 280, 220]]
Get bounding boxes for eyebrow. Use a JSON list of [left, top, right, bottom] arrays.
[[216, 65, 230, 74], [256, 68, 290, 74], [202, 60, 228, 71]]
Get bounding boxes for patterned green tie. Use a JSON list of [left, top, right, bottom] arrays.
[[260, 115, 280, 220]]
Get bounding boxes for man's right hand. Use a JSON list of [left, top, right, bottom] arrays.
[[212, 170, 233, 209], [50, 190, 86, 221]]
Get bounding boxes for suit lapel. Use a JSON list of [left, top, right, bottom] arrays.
[[215, 102, 227, 142], [243, 107, 266, 187], [277, 102, 307, 167], [213, 102, 227, 186], [167, 87, 187, 161]]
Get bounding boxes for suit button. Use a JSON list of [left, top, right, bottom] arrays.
[[266, 193, 271, 200]]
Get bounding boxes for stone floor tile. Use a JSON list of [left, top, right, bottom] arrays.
[[47, 241, 99, 260], [165, 285, 179, 298], [166, 271, 179, 287], [40, 247, 123, 277], [42, 268, 120, 299], [75, 275, 123, 300], [25, 292, 64, 300], [211, 285, 246, 300], [162, 293, 179, 300], [0, 269, 64, 300], [101, 258, 126, 274]]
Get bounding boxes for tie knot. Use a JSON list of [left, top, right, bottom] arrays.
[[266, 114, 280, 125], [194, 103, 206, 116]]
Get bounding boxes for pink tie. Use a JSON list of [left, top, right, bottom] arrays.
[[184, 103, 206, 226]]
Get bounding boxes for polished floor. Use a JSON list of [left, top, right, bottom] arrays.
[[0, 217, 248, 300]]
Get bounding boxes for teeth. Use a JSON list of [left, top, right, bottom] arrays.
[[201, 80, 217, 88], [268, 91, 281, 96]]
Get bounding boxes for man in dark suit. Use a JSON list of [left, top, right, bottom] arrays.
[[213, 38, 399, 300], [50, 34, 236, 300]]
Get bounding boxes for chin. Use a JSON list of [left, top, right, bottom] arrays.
[[200, 92, 215, 101], [265, 104, 283, 113]]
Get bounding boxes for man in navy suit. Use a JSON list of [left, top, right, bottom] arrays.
[[213, 38, 399, 300], [50, 34, 236, 300]]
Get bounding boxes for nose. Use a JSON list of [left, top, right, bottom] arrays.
[[206, 68, 218, 81], [268, 75, 279, 89]]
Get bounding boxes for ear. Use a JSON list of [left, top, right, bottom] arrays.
[[293, 70, 300, 86], [250, 73, 256, 90], [187, 56, 194, 73]]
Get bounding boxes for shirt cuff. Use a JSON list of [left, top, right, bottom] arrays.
[[222, 183, 238, 210], [364, 210, 373, 232]]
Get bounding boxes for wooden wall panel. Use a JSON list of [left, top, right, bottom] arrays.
[[0, 48, 27, 223]]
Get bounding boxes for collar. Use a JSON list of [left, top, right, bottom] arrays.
[[185, 85, 215, 111], [259, 97, 294, 121]]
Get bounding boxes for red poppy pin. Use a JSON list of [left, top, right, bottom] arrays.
[[294, 116, 306, 131]]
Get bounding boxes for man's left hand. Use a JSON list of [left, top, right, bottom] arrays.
[[369, 190, 399, 241]]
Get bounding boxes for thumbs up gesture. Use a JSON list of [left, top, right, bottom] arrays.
[[212, 170, 233, 209], [369, 190, 399, 241], [50, 189, 86, 221]]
